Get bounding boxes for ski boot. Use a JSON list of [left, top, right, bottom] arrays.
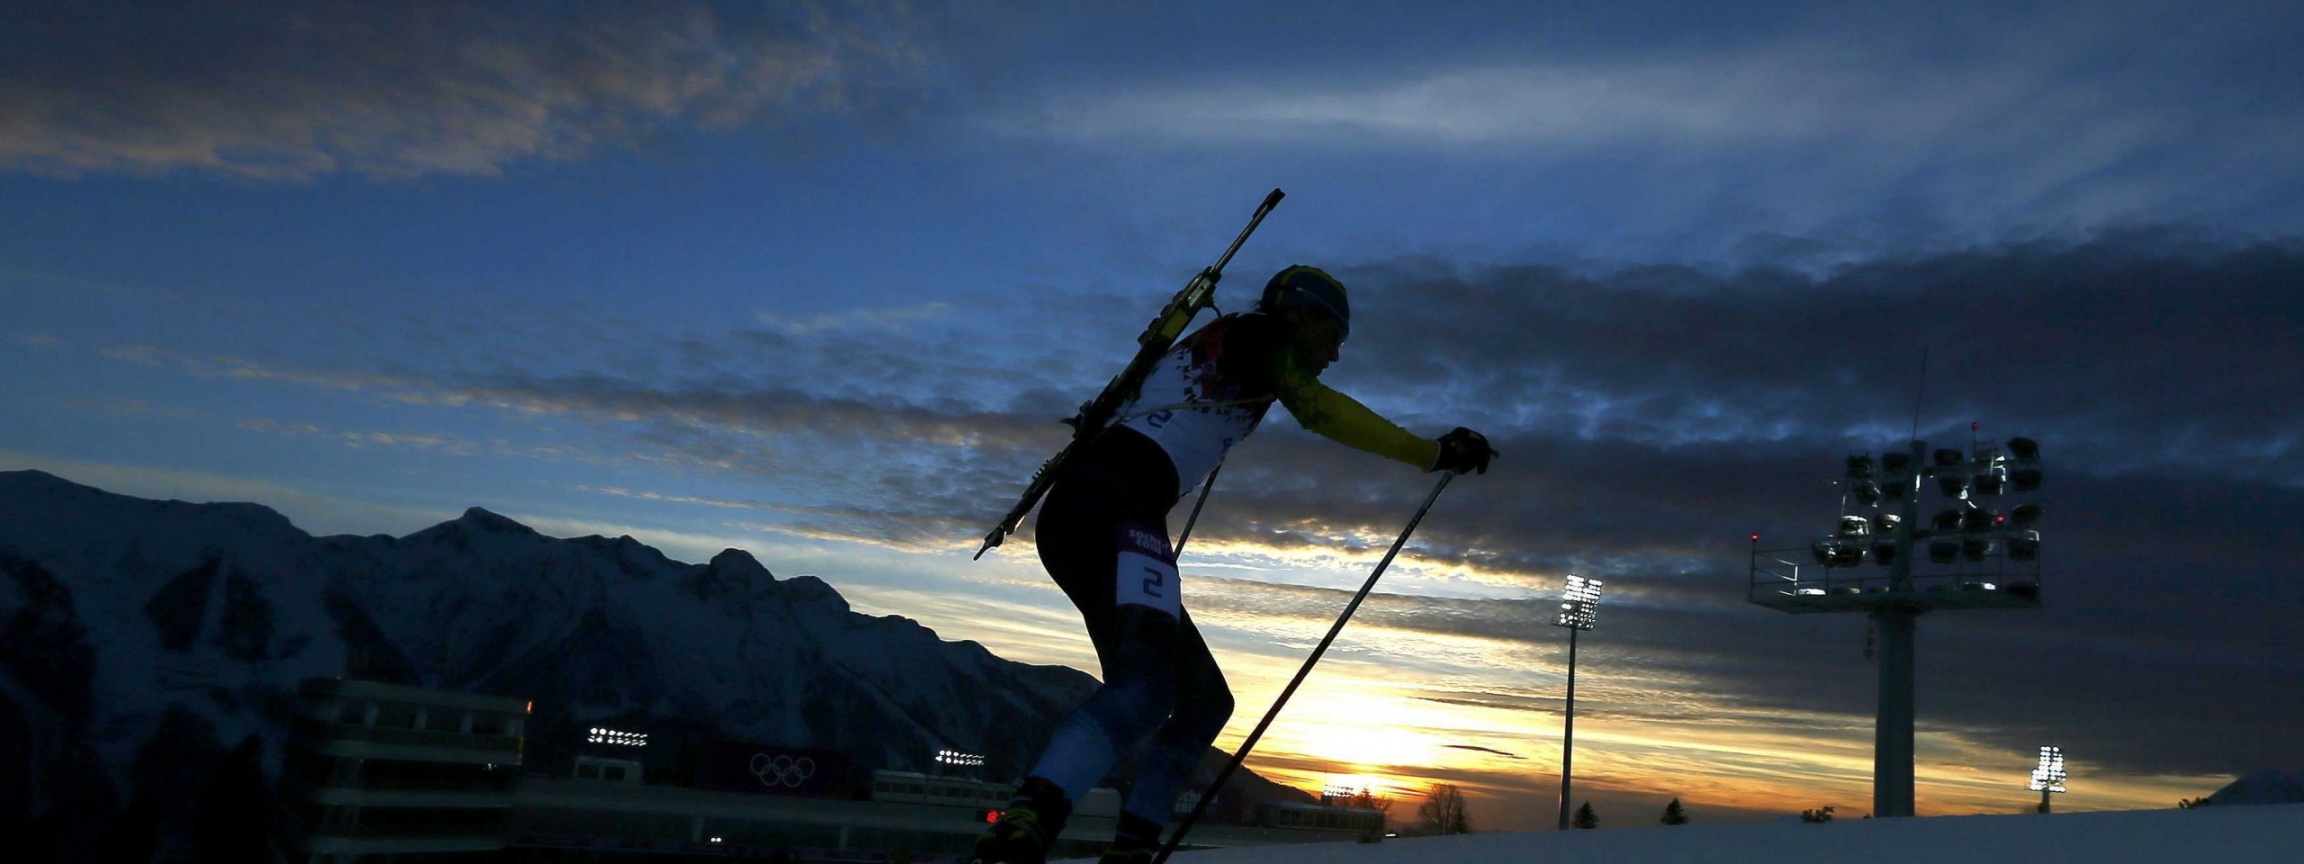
[[1095, 813, 1165, 864], [967, 777, 1072, 864]]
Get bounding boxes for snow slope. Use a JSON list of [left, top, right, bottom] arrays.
[[1167, 802, 2304, 864]]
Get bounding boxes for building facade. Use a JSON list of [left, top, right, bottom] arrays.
[[284, 677, 532, 862], [285, 678, 1378, 863]]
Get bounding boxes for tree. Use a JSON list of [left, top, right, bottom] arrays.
[[1660, 797, 1689, 825], [1347, 789, 1395, 815], [1346, 788, 1394, 843], [1572, 801, 1598, 829], [1417, 784, 1471, 835], [1800, 805, 1836, 823], [2178, 796, 2212, 809]]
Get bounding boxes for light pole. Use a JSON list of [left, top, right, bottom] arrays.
[[2030, 746, 2067, 813], [1748, 430, 2047, 818], [1553, 574, 1602, 831]]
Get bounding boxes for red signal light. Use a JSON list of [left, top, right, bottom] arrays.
[[981, 810, 1004, 824]]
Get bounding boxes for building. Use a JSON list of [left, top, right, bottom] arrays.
[[1255, 800, 1387, 837], [284, 677, 532, 863], [507, 765, 1125, 861], [287, 678, 1373, 862], [506, 767, 1365, 862]]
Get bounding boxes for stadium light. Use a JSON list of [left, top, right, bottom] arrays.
[[2009, 530, 2042, 561], [1747, 424, 2049, 820], [1933, 509, 1962, 532], [1962, 508, 1999, 534], [1971, 447, 2006, 496], [2007, 437, 2040, 460], [1881, 451, 1913, 478], [2030, 746, 2068, 813], [1551, 575, 1603, 831], [1936, 471, 1970, 497], [1556, 575, 1602, 632], [1974, 472, 2007, 496], [588, 727, 648, 747], [2010, 503, 2043, 528], [2009, 438, 2043, 491], [935, 748, 986, 777]]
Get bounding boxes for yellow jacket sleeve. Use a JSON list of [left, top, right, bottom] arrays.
[[1274, 371, 1440, 470]]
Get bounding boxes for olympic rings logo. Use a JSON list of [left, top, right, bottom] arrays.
[[749, 753, 818, 788]]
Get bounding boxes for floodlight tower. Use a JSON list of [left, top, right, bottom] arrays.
[[2030, 746, 2067, 813], [1749, 429, 2046, 817], [1553, 574, 1602, 831]]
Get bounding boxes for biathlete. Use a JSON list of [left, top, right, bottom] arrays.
[[970, 265, 1495, 864]]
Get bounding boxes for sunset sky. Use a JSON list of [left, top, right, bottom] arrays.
[[5, 0, 2302, 832]]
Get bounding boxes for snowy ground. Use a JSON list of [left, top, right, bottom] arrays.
[[1158, 804, 2302, 864]]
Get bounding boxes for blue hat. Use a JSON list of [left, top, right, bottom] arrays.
[[1259, 265, 1350, 336]]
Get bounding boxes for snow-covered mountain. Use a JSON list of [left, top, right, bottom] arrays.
[[0, 470, 1302, 860], [2204, 769, 2304, 806]]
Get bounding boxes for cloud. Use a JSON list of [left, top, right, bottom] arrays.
[[236, 418, 480, 455], [1334, 229, 2304, 479], [95, 331, 1070, 553], [1013, 55, 1878, 149], [1140, 230, 2304, 782], [996, 3, 2304, 241], [0, 0, 935, 180], [757, 302, 954, 336], [103, 343, 438, 392], [0, 448, 454, 537], [85, 228, 2304, 783], [582, 485, 778, 513]]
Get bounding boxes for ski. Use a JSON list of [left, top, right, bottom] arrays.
[[974, 188, 1285, 559]]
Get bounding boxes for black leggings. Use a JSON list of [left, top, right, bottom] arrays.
[[1023, 430, 1235, 823]]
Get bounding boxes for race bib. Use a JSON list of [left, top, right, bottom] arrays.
[[1114, 524, 1181, 616]]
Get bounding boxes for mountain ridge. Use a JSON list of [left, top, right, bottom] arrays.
[[0, 469, 1309, 860], [2204, 769, 2304, 806]]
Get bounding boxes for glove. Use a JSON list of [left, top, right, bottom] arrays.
[[1431, 427, 1496, 475]]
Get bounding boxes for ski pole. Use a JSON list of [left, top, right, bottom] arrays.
[[1151, 472, 1456, 864], [1171, 460, 1225, 559]]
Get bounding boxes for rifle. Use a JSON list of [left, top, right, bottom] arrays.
[[974, 188, 1285, 559]]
